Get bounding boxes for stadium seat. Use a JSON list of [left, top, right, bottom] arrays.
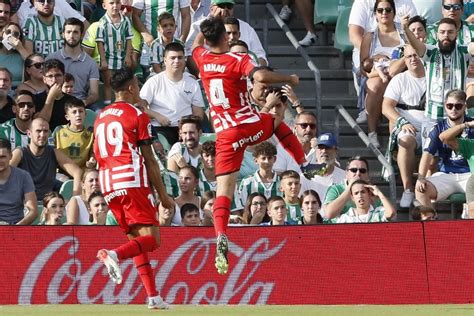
[[59, 180, 75, 202], [84, 109, 97, 129], [200, 133, 216, 143], [314, 0, 353, 25], [435, 193, 466, 219], [334, 6, 354, 54]]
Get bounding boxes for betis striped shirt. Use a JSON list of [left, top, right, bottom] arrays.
[[422, 44, 470, 119], [238, 171, 282, 207], [426, 20, 474, 45], [161, 169, 180, 197], [24, 15, 64, 57], [0, 118, 29, 149], [149, 36, 184, 67], [285, 203, 303, 225], [336, 206, 388, 223], [132, 0, 191, 38], [96, 13, 133, 70]]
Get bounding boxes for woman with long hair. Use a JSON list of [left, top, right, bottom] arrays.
[[0, 22, 28, 88], [242, 192, 270, 225]]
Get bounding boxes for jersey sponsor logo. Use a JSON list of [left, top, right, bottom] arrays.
[[203, 64, 226, 73], [232, 129, 264, 150], [104, 189, 127, 203], [99, 108, 124, 119]]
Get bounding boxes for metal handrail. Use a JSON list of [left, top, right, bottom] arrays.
[[245, 0, 250, 25], [263, 3, 322, 131], [334, 104, 397, 203]]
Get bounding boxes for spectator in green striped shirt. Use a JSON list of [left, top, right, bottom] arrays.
[[0, 90, 35, 149], [279, 170, 302, 225]]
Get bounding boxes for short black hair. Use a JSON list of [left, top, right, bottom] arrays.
[[63, 17, 84, 34], [110, 67, 135, 92], [201, 140, 216, 156], [88, 191, 104, 204], [223, 17, 239, 29], [64, 97, 85, 112], [164, 42, 184, 56], [408, 15, 427, 31], [158, 11, 175, 24], [43, 59, 65, 75], [0, 137, 11, 152], [179, 114, 202, 131], [229, 39, 248, 50], [200, 17, 226, 47], [438, 17, 457, 29], [15, 90, 35, 103], [253, 141, 277, 158], [346, 155, 370, 173], [180, 203, 199, 219], [64, 72, 75, 83]]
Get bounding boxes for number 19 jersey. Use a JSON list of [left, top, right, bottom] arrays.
[[193, 46, 259, 133], [93, 102, 153, 193]]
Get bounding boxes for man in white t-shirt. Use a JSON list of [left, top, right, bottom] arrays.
[[348, 0, 417, 122], [382, 44, 426, 208], [140, 42, 204, 146]]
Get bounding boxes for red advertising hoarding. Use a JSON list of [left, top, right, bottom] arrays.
[[0, 223, 436, 305]]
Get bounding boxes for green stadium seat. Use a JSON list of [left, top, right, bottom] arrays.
[[200, 133, 216, 143], [32, 204, 43, 225], [314, 0, 353, 25], [84, 109, 97, 129], [59, 180, 75, 202], [334, 6, 354, 54]]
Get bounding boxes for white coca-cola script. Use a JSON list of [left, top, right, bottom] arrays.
[[19, 236, 286, 305]]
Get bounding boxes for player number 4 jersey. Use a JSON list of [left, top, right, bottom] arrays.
[[193, 46, 260, 133], [93, 102, 153, 193]]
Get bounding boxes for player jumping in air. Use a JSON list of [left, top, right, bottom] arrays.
[[93, 68, 175, 309], [192, 17, 305, 274]]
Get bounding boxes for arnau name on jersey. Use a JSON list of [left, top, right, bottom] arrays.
[[203, 64, 226, 73]]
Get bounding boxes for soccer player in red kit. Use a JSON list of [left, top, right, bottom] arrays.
[[93, 68, 175, 309], [192, 17, 304, 274]]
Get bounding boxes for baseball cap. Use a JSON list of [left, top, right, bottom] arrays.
[[317, 133, 337, 148], [211, 0, 235, 5]]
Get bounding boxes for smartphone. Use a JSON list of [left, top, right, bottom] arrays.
[[2, 34, 13, 51]]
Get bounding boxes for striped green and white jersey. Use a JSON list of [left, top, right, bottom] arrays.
[[149, 36, 184, 66], [423, 44, 470, 120], [161, 169, 180, 197], [197, 169, 243, 211], [24, 15, 64, 57], [132, 0, 190, 38], [336, 206, 388, 223], [285, 203, 303, 225], [0, 118, 28, 149], [96, 13, 133, 70], [167, 142, 202, 169], [238, 171, 282, 206]]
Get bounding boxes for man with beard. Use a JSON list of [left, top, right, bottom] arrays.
[[0, 68, 14, 124], [405, 17, 474, 140], [426, 0, 474, 45], [166, 115, 202, 174], [0, 90, 35, 149], [414, 89, 474, 213], [9, 117, 82, 201], [0, 0, 11, 33], [24, 0, 65, 56], [185, 0, 267, 75], [47, 18, 100, 108]]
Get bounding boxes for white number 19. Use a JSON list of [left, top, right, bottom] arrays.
[[96, 122, 123, 158]]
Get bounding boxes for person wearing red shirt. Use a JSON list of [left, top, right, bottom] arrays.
[[93, 68, 174, 310], [192, 17, 302, 275]]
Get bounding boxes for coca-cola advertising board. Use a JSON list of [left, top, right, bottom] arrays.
[[1, 223, 442, 305]]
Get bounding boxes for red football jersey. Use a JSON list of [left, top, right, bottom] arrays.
[[193, 46, 260, 133], [93, 102, 153, 193]]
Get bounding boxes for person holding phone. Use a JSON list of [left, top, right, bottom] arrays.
[[0, 22, 28, 88]]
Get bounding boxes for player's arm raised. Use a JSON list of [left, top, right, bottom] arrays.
[[252, 68, 299, 87], [141, 144, 175, 209]]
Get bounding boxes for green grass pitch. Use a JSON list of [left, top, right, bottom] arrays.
[[1, 304, 474, 316]]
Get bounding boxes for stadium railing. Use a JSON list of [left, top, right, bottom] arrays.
[[263, 3, 322, 133], [334, 104, 397, 203]]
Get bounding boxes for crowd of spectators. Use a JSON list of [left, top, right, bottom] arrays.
[[1, 0, 474, 226]]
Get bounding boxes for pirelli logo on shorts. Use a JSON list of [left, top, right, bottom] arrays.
[[232, 130, 264, 151], [104, 189, 128, 203]]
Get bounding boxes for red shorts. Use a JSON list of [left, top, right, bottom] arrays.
[[104, 187, 159, 234], [215, 113, 274, 176]]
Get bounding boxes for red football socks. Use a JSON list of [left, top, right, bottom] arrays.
[[114, 235, 158, 260], [274, 122, 306, 165], [213, 195, 231, 236], [134, 253, 158, 297]]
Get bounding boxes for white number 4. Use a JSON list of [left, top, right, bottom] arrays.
[[209, 79, 230, 109]]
